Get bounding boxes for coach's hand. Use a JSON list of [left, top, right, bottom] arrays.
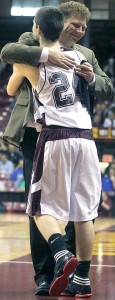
[[75, 62, 94, 83], [48, 48, 76, 69]]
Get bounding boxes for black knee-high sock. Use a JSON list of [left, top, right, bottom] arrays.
[[75, 261, 91, 278], [48, 233, 69, 262], [72, 261, 91, 288]]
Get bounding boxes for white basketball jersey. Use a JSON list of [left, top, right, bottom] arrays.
[[33, 50, 92, 129]]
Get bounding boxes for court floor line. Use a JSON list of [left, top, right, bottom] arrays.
[[0, 261, 115, 267]]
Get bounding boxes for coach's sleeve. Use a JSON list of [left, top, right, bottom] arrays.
[[0, 43, 43, 67]]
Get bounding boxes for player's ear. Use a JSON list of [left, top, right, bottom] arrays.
[[37, 25, 42, 35]]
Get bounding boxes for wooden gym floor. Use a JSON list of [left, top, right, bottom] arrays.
[[0, 213, 115, 300]]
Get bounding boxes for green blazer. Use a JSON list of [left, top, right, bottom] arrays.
[[1, 33, 113, 147], [3, 79, 34, 147]]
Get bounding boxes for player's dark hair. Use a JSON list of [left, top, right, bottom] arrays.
[[34, 7, 64, 41]]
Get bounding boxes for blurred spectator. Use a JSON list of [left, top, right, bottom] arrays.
[[101, 191, 113, 217], [108, 56, 115, 79], [7, 144, 23, 167], [92, 113, 102, 126], [102, 162, 115, 193], [10, 159, 24, 181], [104, 160, 115, 175], [103, 64, 113, 79], [103, 110, 115, 127], [0, 153, 14, 176], [93, 101, 110, 126], [14, 173, 25, 191], [102, 173, 114, 193], [109, 166, 115, 190], [10, 159, 25, 191], [93, 102, 102, 115], [0, 180, 6, 191], [100, 102, 109, 124], [103, 56, 115, 82]]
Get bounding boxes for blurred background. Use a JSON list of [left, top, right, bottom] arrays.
[[0, 0, 115, 217]]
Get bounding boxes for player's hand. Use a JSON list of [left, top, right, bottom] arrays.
[[75, 62, 94, 83], [48, 48, 76, 69]]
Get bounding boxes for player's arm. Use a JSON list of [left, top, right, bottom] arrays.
[[7, 65, 24, 96], [7, 63, 39, 96]]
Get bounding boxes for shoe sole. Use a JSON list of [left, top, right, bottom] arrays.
[[35, 289, 49, 296], [75, 293, 92, 298], [60, 292, 74, 297], [49, 257, 78, 296], [61, 292, 92, 298]]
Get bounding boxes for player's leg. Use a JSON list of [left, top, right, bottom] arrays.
[[62, 138, 101, 298], [34, 214, 78, 296], [63, 221, 76, 255], [21, 127, 54, 294]]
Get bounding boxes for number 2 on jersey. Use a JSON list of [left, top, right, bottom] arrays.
[[49, 71, 74, 108]]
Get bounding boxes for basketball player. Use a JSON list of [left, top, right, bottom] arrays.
[[7, 6, 102, 298]]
